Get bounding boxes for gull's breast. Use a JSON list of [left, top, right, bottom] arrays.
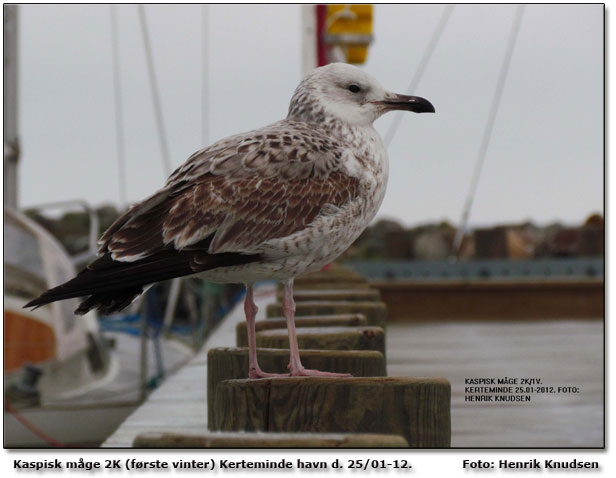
[[260, 133, 389, 276]]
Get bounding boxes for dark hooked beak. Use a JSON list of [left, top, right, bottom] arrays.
[[379, 94, 435, 113]]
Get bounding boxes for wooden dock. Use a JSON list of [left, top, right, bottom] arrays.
[[374, 279, 604, 321], [103, 280, 603, 448], [387, 319, 603, 447]]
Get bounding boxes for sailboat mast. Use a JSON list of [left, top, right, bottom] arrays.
[[300, 5, 318, 77], [4, 4, 19, 209]]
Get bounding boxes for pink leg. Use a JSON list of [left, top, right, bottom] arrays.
[[282, 279, 352, 377], [245, 284, 289, 379]]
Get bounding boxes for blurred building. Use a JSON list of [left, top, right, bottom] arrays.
[[345, 214, 603, 261]]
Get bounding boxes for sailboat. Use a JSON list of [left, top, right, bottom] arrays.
[[3, 5, 196, 447], [4, 206, 123, 446]]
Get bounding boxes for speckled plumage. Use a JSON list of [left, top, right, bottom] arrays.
[[26, 63, 434, 351]]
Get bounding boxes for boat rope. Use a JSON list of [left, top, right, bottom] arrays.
[[109, 5, 128, 209], [137, 5, 172, 176], [452, 5, 525, 258], [384, 5, 454, 147], [5, 402, 67, 447]]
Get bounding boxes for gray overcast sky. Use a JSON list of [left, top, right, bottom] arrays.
[[16, 4, 603, 228]]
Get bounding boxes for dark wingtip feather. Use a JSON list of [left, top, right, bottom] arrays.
[[22, 248, 262, 316], [23, 282, 82, 311], [24, 286, 142, 316], [74, 287, 143, 316], [23, 296, 50, 310]]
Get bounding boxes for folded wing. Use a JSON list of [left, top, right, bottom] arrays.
[[25, 121, 361, 314]]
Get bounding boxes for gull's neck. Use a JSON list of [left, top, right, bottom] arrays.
[[287, 101, 377, 148]]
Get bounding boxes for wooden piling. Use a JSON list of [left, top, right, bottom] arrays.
[[255, 326, 385, 355], [236, 314, 368, 347], [207, 347, 386, 427], [286, 266, 370, 290], [294, 264, 366, 282], [212, 377, 451, 448], [277, 288, 381, 303], [133, 431, 409, 448], [290, 281, 372, 290], [266, 301, 387, 327]]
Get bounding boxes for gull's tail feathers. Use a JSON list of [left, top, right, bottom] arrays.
[[24, 249, 260, 316]]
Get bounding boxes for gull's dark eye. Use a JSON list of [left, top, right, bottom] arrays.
[[348, 84, 361, 93]]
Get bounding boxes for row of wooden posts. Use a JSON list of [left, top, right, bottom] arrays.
[[135, 264, 451, 448]]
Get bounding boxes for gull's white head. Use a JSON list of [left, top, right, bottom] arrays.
[[288, 63, 434, 127]]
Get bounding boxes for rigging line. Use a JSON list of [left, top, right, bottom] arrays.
[[5, 402, 67, 447], [110, 5, 128, 209], [384, 5, 454, 148], [452, 5, 525, 258], [201, 4, 210, 146], [137, 5, 172, 176]]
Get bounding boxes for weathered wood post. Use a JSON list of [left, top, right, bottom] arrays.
[[213, 377, 451, 447], [266, 301, 387, 327], [255, 326, 385, 355], [202, 265, 451, 449], [207, 347, 386, 427], [276, 288, 382, 303], [236, 314, 368, 347], [133, 431, 410, 448]]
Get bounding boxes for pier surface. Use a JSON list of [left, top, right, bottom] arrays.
[[103, 284, 603, 448], [102, 286, 279, 447], [387, 319, 603, 447]]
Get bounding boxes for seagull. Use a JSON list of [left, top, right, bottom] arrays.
[[25, 63, 434, 378]]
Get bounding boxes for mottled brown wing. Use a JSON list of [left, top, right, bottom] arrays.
[[164, 120, 345, 183], [99, 121, 360, 261]]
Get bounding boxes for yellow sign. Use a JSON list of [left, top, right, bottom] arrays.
[[325, 5, 373, 64]]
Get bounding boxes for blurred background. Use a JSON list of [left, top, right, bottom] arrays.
[[4, 4, 604, 448], [14, 4, 603, 225]]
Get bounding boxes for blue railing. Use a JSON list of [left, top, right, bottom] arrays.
[[345, 257, 604, 281]]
